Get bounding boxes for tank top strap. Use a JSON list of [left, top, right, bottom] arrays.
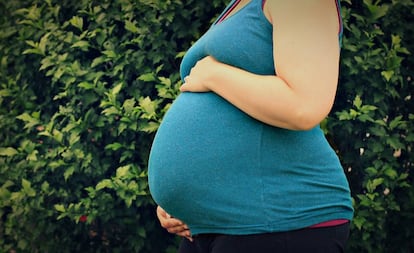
[[335, 0, 344, 46], [214, 0, 238, 25], [214, 0, 266, 25]]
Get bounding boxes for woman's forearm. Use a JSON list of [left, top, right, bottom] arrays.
[[209, 66, 304, 130], [201, 59, 334, 130]]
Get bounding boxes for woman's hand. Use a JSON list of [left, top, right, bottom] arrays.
[[156, 206, 193, 241], [180, 56, 219, 93]]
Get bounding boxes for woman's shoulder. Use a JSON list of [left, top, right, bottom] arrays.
[[263, 0, 340, 35]]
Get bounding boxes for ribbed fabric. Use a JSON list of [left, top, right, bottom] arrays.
[[148, 0, 353, 236]]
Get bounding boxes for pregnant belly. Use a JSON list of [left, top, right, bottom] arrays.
[[148, 92, 264, 225]]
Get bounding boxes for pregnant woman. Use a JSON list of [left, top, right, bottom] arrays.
[[148, 0, 354, 252]]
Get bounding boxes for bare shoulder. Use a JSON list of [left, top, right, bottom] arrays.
[[263, 0, 339, 33]]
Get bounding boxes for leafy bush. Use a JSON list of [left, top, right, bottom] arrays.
[[0, 0, 413, 252], [329, 0, 414, 252]]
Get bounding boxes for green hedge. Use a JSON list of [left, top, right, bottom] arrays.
[[331, 1, 414, 252], [0, 0, 413, 252]]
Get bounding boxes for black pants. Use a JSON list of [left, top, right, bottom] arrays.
[[179, 222, 350, 253]]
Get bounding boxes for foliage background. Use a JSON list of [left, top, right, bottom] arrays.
[[0, 0, 413, 252]]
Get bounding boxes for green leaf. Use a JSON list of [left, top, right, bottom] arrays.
[[16, 112, 40, 129], [40, 57, 55, 71], [22, 48, 44, 55], [70, 16, 84, 30], [384, 168, 398, 180], [363, 0, 389, 21], [123, 98, 136, 114], [38, 33, 50, 55], [353, 216, 366, 230], [54, 204, 66, 213], [68, 132, 80, 146], [116, 165, 130, 178], [138, 121, 159, 133], [23, 40, 45, 55], [52, 129, 64, 143], [389, 116, 404, 130], [353, 95, 362, 109], [360, 105, 377, 113], [137, 226, 147, 238], [64, 167, 75, 181], [105, 142, 123, 151], [366, 178, 384, 193], [0, 147, 19, 157], [41, 182, 50, 192], [22, 179, 36, 197], [112, 82, 123, 95], [365, 167, 378, 176], [27, 150, 39, 161], [96, 179, 113, 190], [118, 122, 128, 134], [138, 73, 156, 82], [139, 97, 157, 118], [0, 187, 11, 201], [103, 50, 117, 59], [71, 40, 90, 50], [386, 136, 404, 149], [21, 179, 31, 190], [381, 70, 394, 81], [91, 56, 106, 68], [125, 20, 139, 33], [102, 106, 120, 116]]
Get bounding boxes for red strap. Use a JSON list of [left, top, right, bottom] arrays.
[[335, 0, 343, 35], [217, 0, 242, 24], [310, 219, 349, 228]]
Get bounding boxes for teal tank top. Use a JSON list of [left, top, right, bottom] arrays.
[[148, 0, 353, 236]]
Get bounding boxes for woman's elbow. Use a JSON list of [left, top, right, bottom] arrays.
[[290, 104, 331, 131]]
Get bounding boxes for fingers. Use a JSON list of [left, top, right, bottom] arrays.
[[166, 223, 189, 233], [156, 205, 169, 220], [178, 232, 193, 242], [156, 206, 193, 241], [180, 56, 217, 93], [157, 206, 183, 228], [180, 76, 190, 92], [184, 76, 190, 84]]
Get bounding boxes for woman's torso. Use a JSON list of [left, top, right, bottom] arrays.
[[148, 0, 353, 236]]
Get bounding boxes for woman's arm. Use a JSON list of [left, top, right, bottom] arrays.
[[180, 0, 341, 130]]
